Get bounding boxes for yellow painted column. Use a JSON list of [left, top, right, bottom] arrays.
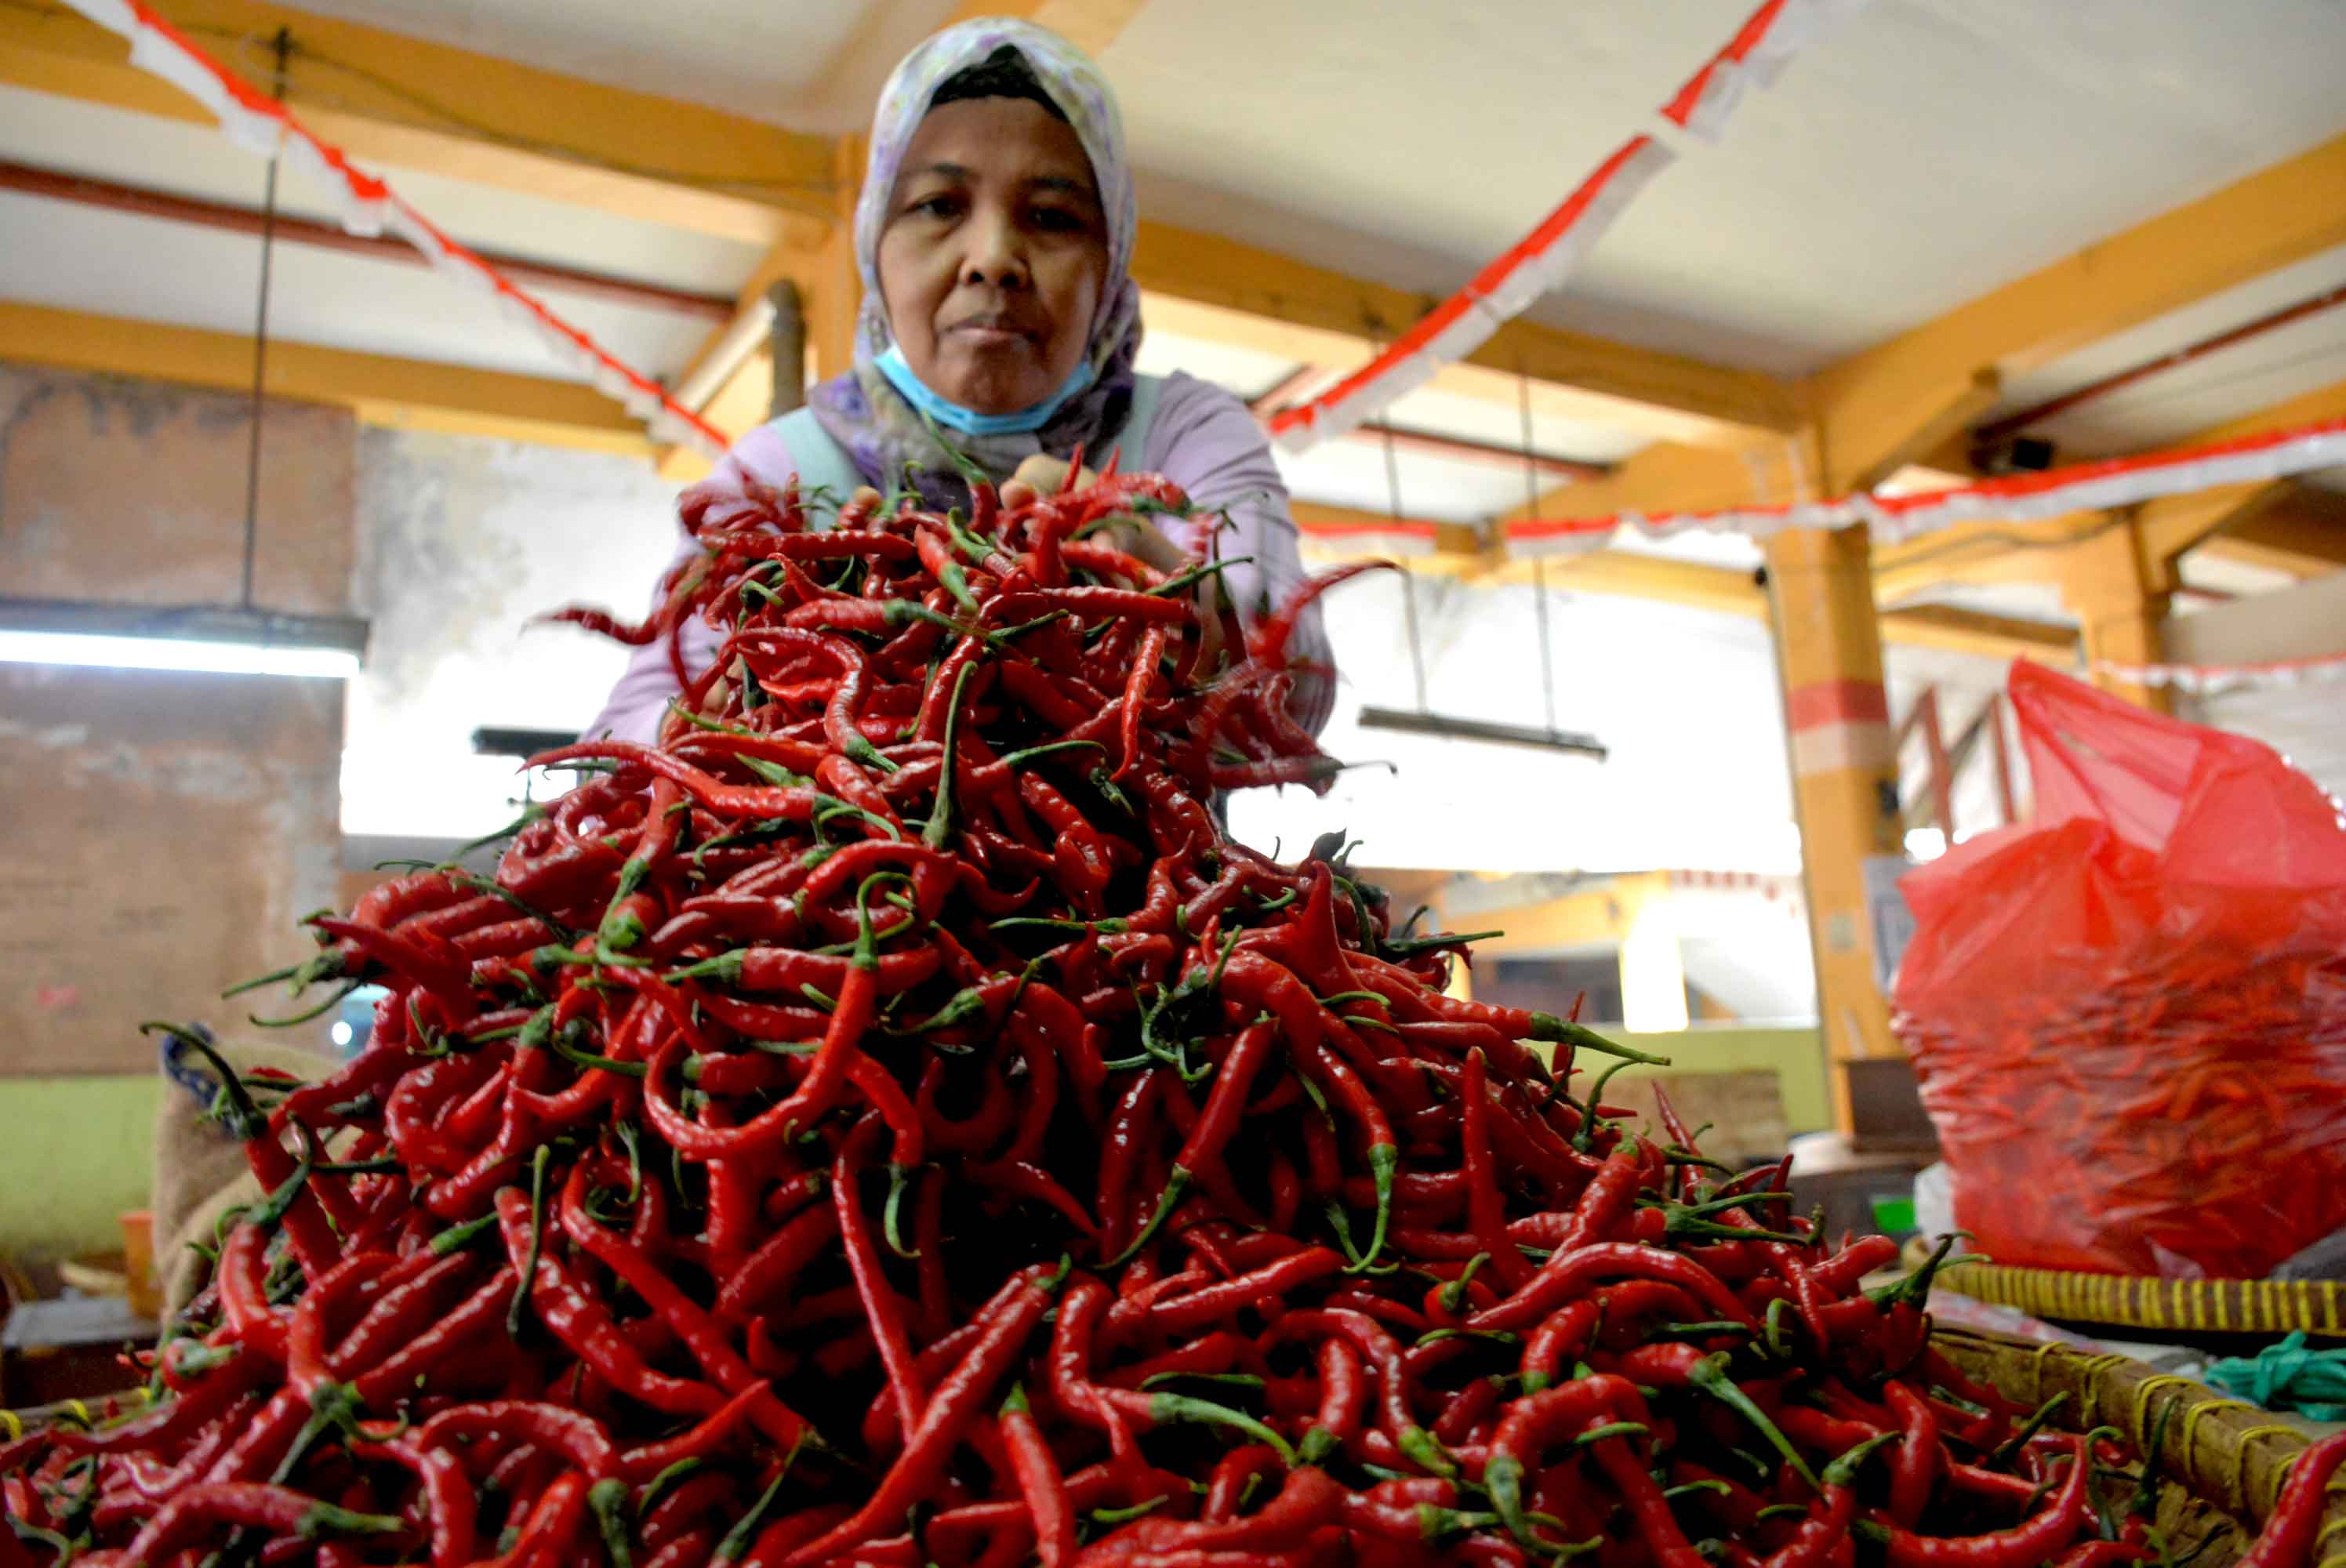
[[806, 135, 866, 383], [1763, 525, 1904, 1134], [2061, 517, 2174, 714]]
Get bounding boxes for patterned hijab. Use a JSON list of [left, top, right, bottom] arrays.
[[808, 17, 1142, 509]]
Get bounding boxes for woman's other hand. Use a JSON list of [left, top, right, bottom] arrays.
[[1001, 451, 1080, 510], [1004, 452, 1225, 669], [1007, 453, 1188, 571]]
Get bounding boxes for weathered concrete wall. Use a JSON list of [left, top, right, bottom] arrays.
[[0, 363, 354, 1076], [343, 425, 681, 840], [0, 365, 354, 612], [0, 1076, 162, 1261]]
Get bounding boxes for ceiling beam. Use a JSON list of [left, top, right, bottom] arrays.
[[1870, 604, 2075, 666], [1291, 501, 2073, 663], [1871, 377, 2346, 603], [1870, 514, 2097, 605], [11, 2, 1799, 456], [2136, 477, 2346, 584], [2144, 379, 2346, 581], [0, 299, 652, 456], [2198, 487, 2346, 579], [1497, 437, 1820, 534], [1132, 223, 1807, 449], [1805, 132, 2346, 492], [0, 0, 838, 245]]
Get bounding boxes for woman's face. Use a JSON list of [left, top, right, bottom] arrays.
[[876, 96, 1109, 416]]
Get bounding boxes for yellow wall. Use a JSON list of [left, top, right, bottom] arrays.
[[0, 1034, 1832, 1265], [0, 1076, 160, 1264], [1554, 1025, 1833, 1137]]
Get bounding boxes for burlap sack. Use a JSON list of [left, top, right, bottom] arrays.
[[151, 1038, 336, 1314]]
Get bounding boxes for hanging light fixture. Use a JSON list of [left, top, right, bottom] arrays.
[[1, 27, 368, 683], [0, 600, 365, 679], [1354, 377, 1607, 760]]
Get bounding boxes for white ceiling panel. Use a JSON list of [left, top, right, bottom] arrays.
[[1992, 243, 2346, 430], [1891, 579, 2075, 626], [260, 0, 917, 130], [1377, 383, 1654, 468], [2010, 296, 2346, 456], [0, 193, 711, 381], [0, 84, 764, 295], [1603, 528, 1765, 572], [1272, 437, 1552, 524], [1109, 0, 2346, 376], [1131, 325, 1296, 399], [2175, 552, 2304, 601]]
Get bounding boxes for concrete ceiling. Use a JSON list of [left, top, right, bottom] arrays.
[[5, 2, 2338, 474], [213, 0, 2346, 379], [268, 0, 940, 131], [6, 0, 2342, 837], [1986, 241, 2346, 456], [1111, 0, 2346, 376]]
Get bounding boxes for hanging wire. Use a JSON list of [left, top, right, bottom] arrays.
[[1517, 370, 1559, 733], [239, 26, 292, 613], [1380, 420, 1430, 713]]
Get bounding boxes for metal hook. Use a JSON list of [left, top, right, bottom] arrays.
[[1380, 420, 1429, 713], [241, 26, 292, 614], [1518, 370, 1559, 733]]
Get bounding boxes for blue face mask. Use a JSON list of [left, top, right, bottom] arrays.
[[875, 345, 1095, 437]]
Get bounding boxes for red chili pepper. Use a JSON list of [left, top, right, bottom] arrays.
[[118, 1483, 403, 1562], [2232, 1430, 2346, 1568], [1000, 1386, 1077, 1567], [1883, 1379, 1943, 1529], [1867, 1432, 2094, 1568], [778, 1263, 1059, 1565]]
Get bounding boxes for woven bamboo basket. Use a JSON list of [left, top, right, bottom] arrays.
[[9, 1340, 2345, 1562], [1933, 1325, 2346, 1566], [1937, 1260, 2346, 1341]]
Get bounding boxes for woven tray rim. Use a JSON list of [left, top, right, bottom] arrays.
[[1932, 1324, 2346, 1562], [1938, 1258, 2346, 1339]]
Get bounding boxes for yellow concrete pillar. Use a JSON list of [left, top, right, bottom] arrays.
[[1763, 525, 1904, 1134], [2061, 516, 2174, 714], [806, 135, 867, 383]]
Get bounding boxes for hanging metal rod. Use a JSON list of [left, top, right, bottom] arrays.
[[1356, 705, 1607, 759]]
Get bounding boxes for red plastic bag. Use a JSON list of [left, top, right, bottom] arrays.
[[1893, 662, 2346, 1279]]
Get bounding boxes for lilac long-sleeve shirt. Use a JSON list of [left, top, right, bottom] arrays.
[[583, 371, 1333, 745]]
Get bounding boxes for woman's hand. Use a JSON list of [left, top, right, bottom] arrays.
[[1003, 454, 1229, 673], [1000, 452, 1081, 513], [1005, 454, 1188, 572]]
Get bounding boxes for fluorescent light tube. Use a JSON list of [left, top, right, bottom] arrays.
[[0, 599, 368, 681], [0, 630, 360, 679]]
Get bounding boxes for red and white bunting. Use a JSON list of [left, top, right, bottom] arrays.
[[1294, 516, 1444, 561], [2094, 650, 2346, 695], [63, 0, 728, 456], [1662, 0, 1874, 142], [1266, 0, 1870, 452], [1495, 417, 2346, 556]]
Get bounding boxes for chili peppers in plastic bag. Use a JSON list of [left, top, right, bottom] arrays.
[[1895, 662, 2346, 1279], [2, 480, 2319, 1565]]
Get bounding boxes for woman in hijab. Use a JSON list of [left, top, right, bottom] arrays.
[[586, 16, 1332, 744]]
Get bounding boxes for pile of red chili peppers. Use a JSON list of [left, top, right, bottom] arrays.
[[1898, 942, 2346, 1279], [7, 467, 2344, 1566]]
